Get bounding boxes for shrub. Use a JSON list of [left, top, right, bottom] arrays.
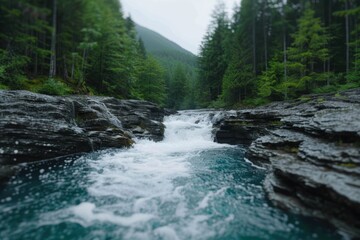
[[0, 83, 8, 90], [36, 78, 72, 96]]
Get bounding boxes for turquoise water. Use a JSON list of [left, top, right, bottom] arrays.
[[0, 111, 341, 240]]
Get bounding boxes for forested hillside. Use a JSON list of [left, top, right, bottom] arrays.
[[198, 0, 360, 107], [136, 24, 198, 109], [0, 0, 166, 105], [2, 0, 358, 110]]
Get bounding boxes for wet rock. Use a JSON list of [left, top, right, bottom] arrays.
[[164, 108, 178, 116], [0, 91, 165, 169], [214, 88, 360, 237], [215, 118, 272, 145]]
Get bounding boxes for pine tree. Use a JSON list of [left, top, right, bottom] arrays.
[[49, 0, 57, 79], [135, 56, 166, 105], [198, 2, 230, 106], [221, 0, 258, 105], [168, 64, 187, 109], [334, 1, 360, 85], [287, 5, 330, 92]]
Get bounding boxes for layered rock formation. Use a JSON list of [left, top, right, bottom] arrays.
[[0, 90, 165, 183], [214, 89, 360, 236]]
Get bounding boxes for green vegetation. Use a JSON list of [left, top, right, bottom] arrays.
[[134, 55, 166, 104], [1, 0, 359, 109], [337, 163, 357, 168], [36, 78, 71, 96], [198, 0, 360, 108], [136, 24, 198, 109], [0, 0, 166, 105]]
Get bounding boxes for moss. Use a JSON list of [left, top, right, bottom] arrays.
[[337, 163, 357, 168], [75, 116, 84, 124], [227, 120, 252, 127], [317, 97, 325, 103], [287, 147, 299, 154], [270, 121, 283, 126], [334, 92, 348, 100], [280, 145, 300, 154], [299, 96, 311, 102], [334, 93, 342, 98], [238, 121, 250, 126]]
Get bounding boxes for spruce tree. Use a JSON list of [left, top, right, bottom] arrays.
[[287, 5, 330, 92], [198, 2, 230, 106]]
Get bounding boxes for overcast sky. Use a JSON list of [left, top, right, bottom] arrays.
[[121, 0, 239, 55]]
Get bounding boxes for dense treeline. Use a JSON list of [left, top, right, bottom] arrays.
[[198, 0, 360, 107], [2, 0, 358, 109], [0, 0, 166, 105], [135, 24, 198, 109], [149, 47, 198, 109]]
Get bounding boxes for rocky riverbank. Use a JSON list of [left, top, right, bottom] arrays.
[[0, 90, 165, 184], [1, 89, 359, 236], [214, 88, 360, 237]]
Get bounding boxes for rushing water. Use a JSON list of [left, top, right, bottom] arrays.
[[0, 111, 341, 240]]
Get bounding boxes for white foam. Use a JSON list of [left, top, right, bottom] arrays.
[[154, 226, 180, 240], [197, 187, 228, 210], [86, 111, 232, 205], [183, 214, 215, 239], [70, 202, 154, 227], [244, 158, 266, 170], [39, 110, 235, 238]]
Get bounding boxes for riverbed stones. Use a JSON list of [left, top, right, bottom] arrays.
[[215, 88, 360, 236]]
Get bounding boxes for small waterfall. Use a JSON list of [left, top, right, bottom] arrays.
[[88, 139, 94, 152], [164, 111, 219, 145], [132, 110, 226, 155], [88, 99, 123, 129], [70, 100, 78, 126]]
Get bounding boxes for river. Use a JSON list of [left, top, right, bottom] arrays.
[[0, 111, 341, 239]]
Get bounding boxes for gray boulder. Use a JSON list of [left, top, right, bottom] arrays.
[[214, 89, 360, 236], [0, 90, 165, 183]]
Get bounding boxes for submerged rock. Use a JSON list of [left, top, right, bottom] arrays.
[[0, 90, 165, 168], [214, 88, 360, 237]]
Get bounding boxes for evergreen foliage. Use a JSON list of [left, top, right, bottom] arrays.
[[198, 2, 231, 106], [0, 0, 166, 104], [135, 23, 198, 109], [1, 0, 359, 109], [134, 56, 166, 105], [198, 0, 360, 107]]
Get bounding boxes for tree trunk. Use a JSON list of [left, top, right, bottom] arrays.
[[327, 0, 332, 78], [34, 32, 38, 76], [71, 54, 75, 80], [282, 1, 287, 85], [355, 16, 359, 72], [49, 0, 57, 79], [79, 48, 87, 89], [99, 47, 104, 93], [63, 55, 69, 80], [263, 1, 268, 71], [345, 0, 350, 75], [252, 2, 257, 75]]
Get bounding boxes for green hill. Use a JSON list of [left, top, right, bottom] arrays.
[[135, 24, 198, 109], [135, 24, 197, 67]]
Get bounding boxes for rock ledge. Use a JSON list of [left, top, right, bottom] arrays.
[[215, 89, 360, 237], [0, 90, 165, 183]]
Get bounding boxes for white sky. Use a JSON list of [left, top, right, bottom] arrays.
[[121, 0, 239, 55]]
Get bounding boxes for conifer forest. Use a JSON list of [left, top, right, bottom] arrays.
[[0, 0, 359, 108]]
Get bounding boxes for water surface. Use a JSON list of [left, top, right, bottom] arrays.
[[0, 111, 341, 239]]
